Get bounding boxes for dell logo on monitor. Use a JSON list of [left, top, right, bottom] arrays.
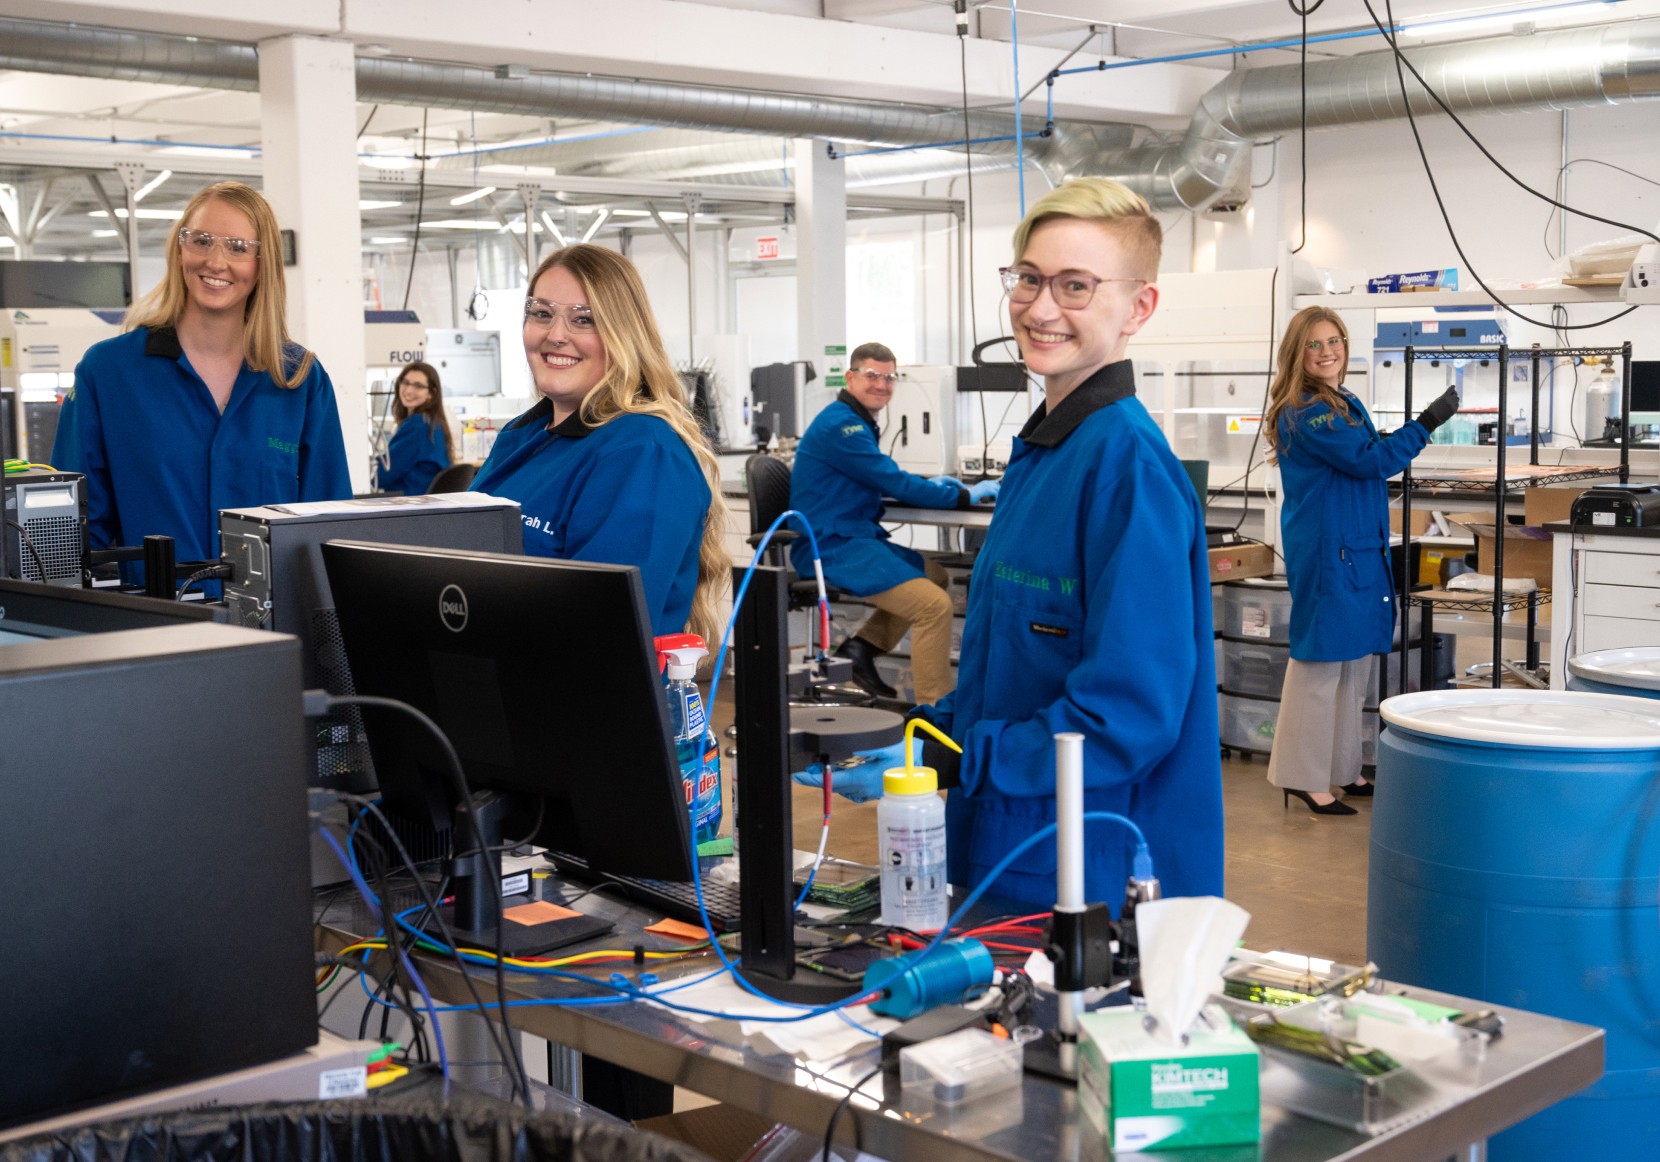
[[438, 584, 469, 633]]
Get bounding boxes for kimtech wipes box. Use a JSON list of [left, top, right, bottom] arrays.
[[1077, 1006, 1260, 1152]]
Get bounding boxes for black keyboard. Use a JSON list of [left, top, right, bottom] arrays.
[[545, 852, 744, 933]]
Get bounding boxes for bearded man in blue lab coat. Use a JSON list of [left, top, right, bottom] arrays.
[[789, 342, 999, 705], [800, 181, 1224, 909]]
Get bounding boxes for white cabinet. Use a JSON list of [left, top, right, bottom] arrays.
[[1550, 529, 1660, 685]]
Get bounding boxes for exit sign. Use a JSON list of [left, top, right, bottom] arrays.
[[756, 236, 779, 260]]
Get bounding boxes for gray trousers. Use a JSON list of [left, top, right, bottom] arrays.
[[1267, 656, 1370, 793]]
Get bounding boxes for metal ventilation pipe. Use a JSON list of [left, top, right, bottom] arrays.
[[1090, 17, 1660, 211]]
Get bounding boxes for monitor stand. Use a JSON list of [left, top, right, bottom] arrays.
[[445, 790, 613, 957], [732, 564, 903, 1004]]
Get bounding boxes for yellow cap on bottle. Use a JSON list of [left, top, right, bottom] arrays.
[[883, 718, 961, 797]]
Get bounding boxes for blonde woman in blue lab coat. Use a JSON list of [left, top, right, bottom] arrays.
[[1266, 306, 1457, 815]]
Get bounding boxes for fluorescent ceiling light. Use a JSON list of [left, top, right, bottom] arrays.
[[418, 218, 501, 230], [1402, 0, 1618, 36], [539, 211, 569, 246], [580, 209, 611, 243], [88, 208, 182, 220], [449, 186, 497, 206], [610, 209, 652, 218], [358, 199, 402, 210], [0, 237, 13, 249], [133, 169, 172, 203], [92, 229, 120, 238], [158, 145, 258, 159], [368, 236, 406, 244]]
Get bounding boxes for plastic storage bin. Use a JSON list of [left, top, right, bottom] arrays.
[[1221, 638, 1291, 697], [1222, 577, 1293, 645], [1220, 691, 1281, 753]]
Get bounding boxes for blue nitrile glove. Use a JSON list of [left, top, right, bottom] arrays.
[[928, 475, 965, 488], [968, 478, 1001, 504], [791, 739, 918, 804]]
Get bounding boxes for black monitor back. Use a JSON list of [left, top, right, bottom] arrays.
[[0, 623, 313, 1129], [320, 540, 693, 881]]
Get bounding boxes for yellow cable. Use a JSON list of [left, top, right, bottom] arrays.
[[366, 1064, 408, 1089]]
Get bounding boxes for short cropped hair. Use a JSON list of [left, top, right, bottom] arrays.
[[1011, 178, 1162, 281], [848, 341, 896, 368]]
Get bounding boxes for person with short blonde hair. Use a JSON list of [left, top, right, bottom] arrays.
[[471, 244, 727, 641], [52, 180, 350, 585]]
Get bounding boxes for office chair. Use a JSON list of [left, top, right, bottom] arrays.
[[427, 462, 480, 494]]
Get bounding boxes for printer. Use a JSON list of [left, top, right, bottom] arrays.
[[1570, 485, 1660, 529]]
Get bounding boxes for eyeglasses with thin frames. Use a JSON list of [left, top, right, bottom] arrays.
[[999, 265, 1145, 309], [848, 368, 899, 386], [523, 298, 598, 333], [1305, 336, 1348, 354], [178, 227, 260, 260]]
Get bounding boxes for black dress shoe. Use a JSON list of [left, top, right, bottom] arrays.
[[1340, 780, 1375, 797], [1283, 789, 1358, 816], [835, 637, 898, 699]]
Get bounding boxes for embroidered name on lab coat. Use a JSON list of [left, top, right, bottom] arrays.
[[1030, 622, 1069, 637]]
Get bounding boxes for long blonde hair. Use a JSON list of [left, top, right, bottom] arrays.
[[1265, 306, 1356, 463], [126, 181, 313, 387], [529, 244, 729, 644]]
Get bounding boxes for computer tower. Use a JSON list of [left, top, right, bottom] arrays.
[[0, 622, 314, 1129], [1, 469, 87, 587], [218, 495, 523, 793]]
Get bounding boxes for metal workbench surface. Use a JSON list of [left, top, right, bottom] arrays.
[[319, 880, 1602, 1162]]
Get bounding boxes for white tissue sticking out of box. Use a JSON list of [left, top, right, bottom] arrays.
[[1137, 897, 1251, 1047]]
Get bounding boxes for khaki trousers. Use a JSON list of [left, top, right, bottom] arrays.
[[1267, 656, 1369, 793], [854, 557, 956, 705]]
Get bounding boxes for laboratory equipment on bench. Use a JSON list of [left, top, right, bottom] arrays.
[[886, 364, 960, 478], [1, 468, 87, 587], [1570, 484, 1660, 529], [0, 307, 122, 461], [877, 718, 961, 931]]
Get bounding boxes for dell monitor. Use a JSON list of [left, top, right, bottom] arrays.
[[320, 540, 691, 955]]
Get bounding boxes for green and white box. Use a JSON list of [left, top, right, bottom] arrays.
[[1077, 1007, 1260, 1152]]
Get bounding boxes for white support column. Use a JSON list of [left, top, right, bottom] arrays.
[[793, 139, 846, 385], [259, 35, 368, 492]]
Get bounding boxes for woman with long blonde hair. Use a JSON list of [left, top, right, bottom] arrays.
[[52, 180, 350, 583], [471, 244, 727, 641], [1266, 305, 1457, 814], [374, 360, 454, 495]]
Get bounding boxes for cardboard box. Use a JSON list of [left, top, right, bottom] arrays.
[[1469, 523, 1554, 587], [636, 1104, 775, 1162], [1524, 487, 1588, 527], [1389, 509, 1488, 537], [1208, 541, 1274, 584], [1078, 1007, 1260, 1153]]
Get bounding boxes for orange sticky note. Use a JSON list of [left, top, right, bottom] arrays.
[[502, 900, 581, 926], [644, 918, 713, 941]]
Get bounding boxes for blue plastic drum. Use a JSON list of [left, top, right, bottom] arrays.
[[1369, 690, 1660, 1160], [1567, 647, 1660, 699]]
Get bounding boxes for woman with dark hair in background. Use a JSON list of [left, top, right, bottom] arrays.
[[374, 360, 453, 495], [1265, 305, 1458, 815]]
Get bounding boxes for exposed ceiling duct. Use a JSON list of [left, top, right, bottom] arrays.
[[0, 16, 1657, 213], [1097, 18, 1660, 211]]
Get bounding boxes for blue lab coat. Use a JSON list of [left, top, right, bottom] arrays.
[[374, 413, 451, 496], [915, 361, 1223, 908], [788, 391, 967, 596], [1276, 390, 1429, 662], [52, 326, 351, 567], [472, 399, 711, 637]]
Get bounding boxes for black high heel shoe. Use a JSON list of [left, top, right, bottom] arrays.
[[1283, 789, 1358, 816], [1339, 780, 1375, 797]]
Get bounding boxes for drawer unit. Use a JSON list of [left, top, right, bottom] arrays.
[[1582, 583, 1660, 624], [1219, 691, 1280, 754], [1220, 637, 1290, 698], [1582, 615, 1660, 654], [1583, 551, 1660, 589], [1222, 577, 1292, 644]]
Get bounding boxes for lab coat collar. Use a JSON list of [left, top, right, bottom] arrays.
[[504, 397, 592, 439], [143, 326, 184, 358], [837, 389, 880, 433], [1017, 360, 1137, 448]]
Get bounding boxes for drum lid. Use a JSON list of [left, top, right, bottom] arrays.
[[1567, 648, 1660, 692], [1380, 689, 1660, 748]]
